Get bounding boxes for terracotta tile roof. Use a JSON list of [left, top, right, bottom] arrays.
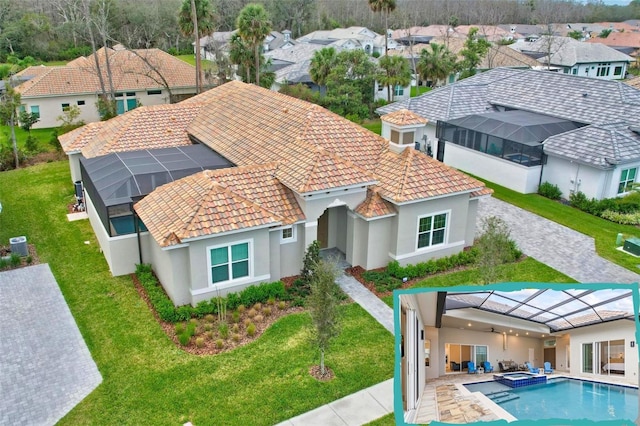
[[134, 163, 305, 247], [79, 103, 204, 158], [186, 81, 381, 193], [355, 188, 397, 218], [58, 122, 105, 153], [375, 148, 484, 203], [586, 32, 640, 49], [381, 109, 428, 126], [15, 48, 196, 97], [469, 187, 494, 199]]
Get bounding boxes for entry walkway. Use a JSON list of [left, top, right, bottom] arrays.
[[477, 197, 640, 284], [0, 264, 102, 425]]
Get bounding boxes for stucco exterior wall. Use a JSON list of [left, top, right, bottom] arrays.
[[444, 143, 541, 193], [277, 224, 305, 278], [68, 152, 82, 183], [567, 319, 638, 383], [24, 87, 196, 129], [564, 61, 628, 80], [541, 156, 609, 200], [391, 194, 471, 266], [363, 216, 393, 270], [147, 242, 191, 306], [296, 189, 367, 222], [85, 190, 149, 276], [187, 228, 272, 304]]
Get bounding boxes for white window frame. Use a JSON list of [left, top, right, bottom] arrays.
[[394, 84, 404, 96], [416, 211, 449, 250], [618, 167, 637, 194], [279, 225, 297, 244], [206, 239, 253, 288]]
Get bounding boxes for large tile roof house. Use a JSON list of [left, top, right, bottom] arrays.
[[14, 46, 198, 129], [377, 68, 640, 200], [61, 81, 490, 306]]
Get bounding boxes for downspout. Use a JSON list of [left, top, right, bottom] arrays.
[[573, 163, 581, 194]]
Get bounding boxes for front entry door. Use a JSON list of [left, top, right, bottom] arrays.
[[317, 210, 329, 248]]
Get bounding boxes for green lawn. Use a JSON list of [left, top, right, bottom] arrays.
[[381, 257, 576, 307], [0, 125, 58, 153], [362, 119, 382, 135], [0, 161, 394, 425], [176, 53, 214, 68], [410, 86, 431, 97], [479, 178, 640, 273]]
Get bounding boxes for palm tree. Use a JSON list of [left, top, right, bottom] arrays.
[[178, 0, 215, 93], [368, 0, 397, 101], [228, 33, 253, 83], [236, 3, 272, 87], [378, 55, 411, 102], [309, 47, 337, 94], [416, 43, 458, 88], [368, 0, 396, 55]]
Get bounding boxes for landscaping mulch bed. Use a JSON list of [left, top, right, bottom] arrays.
[[0, 244, 40, 270], [132, 273, 304, 356]]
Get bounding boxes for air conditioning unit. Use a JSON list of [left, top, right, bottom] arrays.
[[623, 237, 640, 256], [9, 236, 28, 257]]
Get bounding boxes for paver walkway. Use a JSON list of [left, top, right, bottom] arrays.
[[0, 264, 102, 426], [336, 273, 395, 335], [477, 197, 640, 284]]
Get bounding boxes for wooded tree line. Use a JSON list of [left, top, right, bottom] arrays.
[[1, 0, 639, 63]]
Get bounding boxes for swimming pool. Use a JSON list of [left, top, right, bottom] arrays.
[[465, 377, 638, 422]]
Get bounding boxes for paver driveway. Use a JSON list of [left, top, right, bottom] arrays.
[[0, 264, 101, 426]]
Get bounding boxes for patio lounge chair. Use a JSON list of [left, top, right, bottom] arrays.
[[525, 362, 540, 373], [544, 362, 554, 373], [451, 361, 461, 371], [467, 361, 477, 374], [483, 361, 494, 373]]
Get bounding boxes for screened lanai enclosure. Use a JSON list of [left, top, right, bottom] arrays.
[[436, 110, 585, 166], [80, 145, 234, 237]]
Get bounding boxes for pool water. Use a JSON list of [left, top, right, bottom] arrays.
[[465, 378, 638, 422]]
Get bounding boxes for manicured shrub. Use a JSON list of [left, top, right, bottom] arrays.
[[205, 314, 215, 323], [267, 297, 275, 306], [175, 323, 185, 334], [178, 332, 191, 346], [26, 255, 32, 264], [232, 311, 240, 323], [215, 339, 223, 349], [232, 333, 241, 342], [232, 323, 239, 333], [237, 304, 246, 314], [278, 301, 286, 310], [218, 322, 229, 339], [247, 308, 257, 318], [243, 318, 251, 327], [10, 253, 21, 267], [601, 210, 640, 225], [186, 321, 197, 337], [0, 257, 8, 270], [538, 181, 562, 200], [253, 302, 262, 311], [246, 323, 256, 337], [263, 306, 272, 316], [195, 337, 205, 348], [254, 314, 264, 323], [204, 323, 212, 332], [206, 331, 214, 339]]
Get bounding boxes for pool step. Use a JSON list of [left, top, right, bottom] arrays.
[[487, 392, 510, 399], [492, 394, 520, 404]]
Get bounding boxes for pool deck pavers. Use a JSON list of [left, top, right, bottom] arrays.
[[0, 264, 102, 426]]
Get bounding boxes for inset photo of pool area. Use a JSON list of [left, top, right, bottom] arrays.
[[393, 283, 640, 425]]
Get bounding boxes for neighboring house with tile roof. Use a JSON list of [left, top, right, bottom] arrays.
[[62, 80, 490, 305], [377, 68, 640, 200], [298, 26, 398, 56], [587, 32, 640, 67], [510, 36, 632, 79], [13, 46, 198, 129]]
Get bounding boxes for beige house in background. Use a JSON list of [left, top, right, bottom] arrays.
[[60, 81, 491, 306], [14, 46, 198, 129]]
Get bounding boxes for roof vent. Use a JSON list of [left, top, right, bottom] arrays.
[[582, 92, 588, 97], [630, 126, 640, 134]]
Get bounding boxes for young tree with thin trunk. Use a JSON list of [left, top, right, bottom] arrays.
[[178, 0, 215, 94], [307, 259, 341, 378], [0, 82, 21, 168], [236, 3, 272, 87]]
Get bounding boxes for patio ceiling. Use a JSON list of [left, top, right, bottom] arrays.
[[444, 288, 634, 332]]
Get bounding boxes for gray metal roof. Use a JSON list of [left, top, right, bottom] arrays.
[[80, 145, 233, 206], [445, 110, 582, 145], [446, 288, 634, 332], [544, 123, 640, 168]]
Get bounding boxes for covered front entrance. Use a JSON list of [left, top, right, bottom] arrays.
[[316, 206, 349, 252]]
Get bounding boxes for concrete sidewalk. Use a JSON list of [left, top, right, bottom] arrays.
[[275, 379, 394, 426]]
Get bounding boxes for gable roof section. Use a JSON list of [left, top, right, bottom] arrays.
[[512, 36, 632, 67], [354, 188, 397, 218], [58, 122, 105, 154], [377, 68, 640, 126], [79, 103, 203, 158], [15, 48, 196, 97], [587, 32, 640, 49], [134, 164, 305, 247], [376, 147, 486, 203], [187, 81, 381, 193], [544, 123, 640, 168]]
